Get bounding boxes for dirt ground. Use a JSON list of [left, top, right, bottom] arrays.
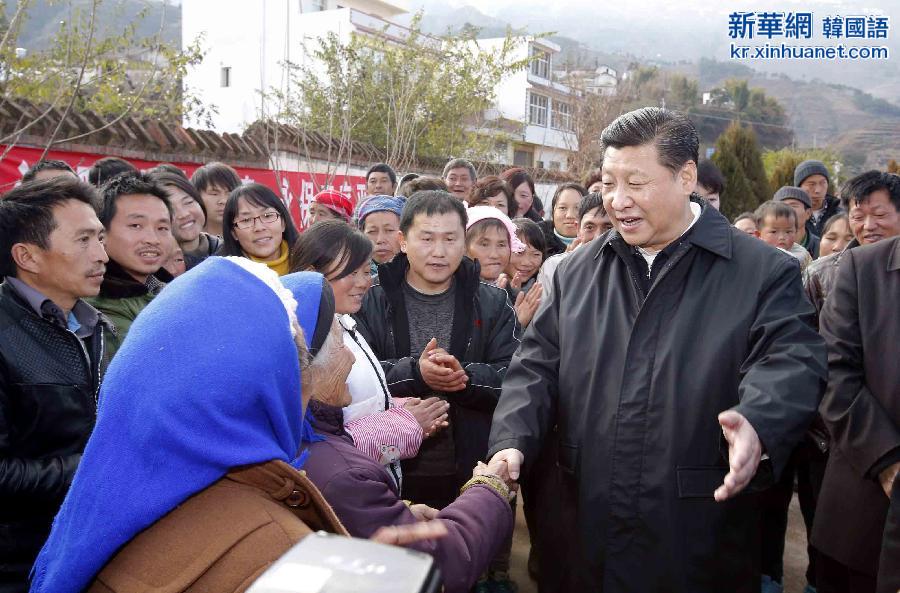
[[508, 493, 810, 593]]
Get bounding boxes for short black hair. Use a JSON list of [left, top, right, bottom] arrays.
[[0, 176, 99, 277], [754, 200, 797, 230], [150, 170, 207, 223], [397, 172, 419, 190], [601, 107, 699, 175], [400, 190, 467, 235], [22, 159, 76, 184], [397, 176, 447, 198], [150, 163, 189, 179], [190, 161, 242, 193], [578, 192, 606, 221], [97, 171, 172, 228], [550, 182, 588, 217], [366, 163, 397, 187], [88, 156, 137, 187], [512, 217, 546, 256], [839, 170, 900, 212], [221, 183, 299, 257], [290, 220, 373, 280], [697, 160, 725, 194]]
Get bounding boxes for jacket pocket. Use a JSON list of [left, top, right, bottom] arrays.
[[676, 466, 727, 499], [557, 441, 579, 475]]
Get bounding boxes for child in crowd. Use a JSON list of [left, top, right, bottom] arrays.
[[754, 200, 813, 270], [733, 212, 758, 235]]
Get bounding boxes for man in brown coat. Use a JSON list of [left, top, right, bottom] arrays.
[[812, 236, 900, 593]]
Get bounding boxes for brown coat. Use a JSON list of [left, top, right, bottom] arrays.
[[812, 237, 900, 576], [89, 460, 347, 593]]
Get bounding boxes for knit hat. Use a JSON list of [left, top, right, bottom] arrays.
[[314, 189, 354, 221], [793, 160, 830, 187], [774, 186, 812, 209], [357, 195, 406, 227], [465, 205, 526, 253]]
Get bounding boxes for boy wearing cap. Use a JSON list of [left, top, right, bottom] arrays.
[[775, 186, 821, 258], [795, 159, 843, 237], [310, 189, 354, 225]]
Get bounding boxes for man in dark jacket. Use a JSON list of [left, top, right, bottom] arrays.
[[355, 190, 519, 510], [796, 159, 842, 237], [0, 177, 112, 592], [812, 236, 900, 593], [488, 107, 827, 593]]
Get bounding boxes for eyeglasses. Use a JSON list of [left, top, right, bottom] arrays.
[[233, 211, 281, 230]]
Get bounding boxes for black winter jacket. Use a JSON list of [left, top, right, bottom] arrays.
[[354, 254, 520, 487], [0, 282, 111, 581]]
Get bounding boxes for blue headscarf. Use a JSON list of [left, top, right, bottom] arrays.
[[30, 258, 311, 593], [357, 195, 406, 227]]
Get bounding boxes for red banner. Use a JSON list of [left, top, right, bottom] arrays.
[[0, 145, 367, 230]]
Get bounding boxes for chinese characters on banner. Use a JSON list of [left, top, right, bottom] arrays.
[[0, 145, 368, 230]]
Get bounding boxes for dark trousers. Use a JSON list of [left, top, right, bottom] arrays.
[[878, 480, 900, 593], [760, 440, 827, 585], [816, 550, 877, 593]]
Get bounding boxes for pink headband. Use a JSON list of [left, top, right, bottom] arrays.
[[464, 205, 526, 253]]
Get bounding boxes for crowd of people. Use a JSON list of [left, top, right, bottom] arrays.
[[1, 106, 898, 593]]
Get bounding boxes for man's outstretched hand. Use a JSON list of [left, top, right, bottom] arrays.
[[714, 410, 762, 502], [486, 448, 525, 484]]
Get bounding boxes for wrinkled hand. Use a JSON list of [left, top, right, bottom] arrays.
[[473, 460, 518, 493], [419, 338, 467, 392], [371, 520, 448, 546], [487, 448, 525, 485], [714, 410, 762, 502], [879, 461, 900, 498], [403, 397, 450, 437], [565, 236, 583, 253], [408, 503, 440, 522], [514, 281, 543, 327]]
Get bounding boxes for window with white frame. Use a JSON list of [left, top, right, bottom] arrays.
[[552, 100, 572, 130], [530, 45, 551, 79], [528, 92, 549, 126]]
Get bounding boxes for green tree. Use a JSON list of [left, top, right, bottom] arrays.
[[712, 122, 769, 219], [667, 74, 699, 110], [270, 16, 532, 174], [0, 0, 211, 157], [762, 147, 839, 194]]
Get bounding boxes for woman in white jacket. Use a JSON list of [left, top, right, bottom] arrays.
[[291, 220, 449, 490]]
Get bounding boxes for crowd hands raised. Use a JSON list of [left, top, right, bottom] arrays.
[[2, 106, 899, 593]]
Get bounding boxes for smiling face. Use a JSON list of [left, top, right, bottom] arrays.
[[445, 167, 474, 201], [325, 258, 373, 315], [103, 193, 172, 284], [848, 189, 900, 246], [230, 197, 286, 261], [400, 211, 466, 293], [165, 185, 206, 248], [362, 211, 401, 264], [600, 143, 696, 252], [552, 189, 583, 238], [466, 223, 511, 284], [505, 238, 542, 282]]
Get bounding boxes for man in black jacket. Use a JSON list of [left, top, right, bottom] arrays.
[[796, 159, 843, 237], [488, 108, 827, 593], [0, 177, 112, 592], [354, 190, 519, 510]]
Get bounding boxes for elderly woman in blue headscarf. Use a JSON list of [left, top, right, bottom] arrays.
[[28, 258, 441, 593]]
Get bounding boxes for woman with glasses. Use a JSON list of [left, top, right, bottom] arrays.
[[221, 183, 299, 276]]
